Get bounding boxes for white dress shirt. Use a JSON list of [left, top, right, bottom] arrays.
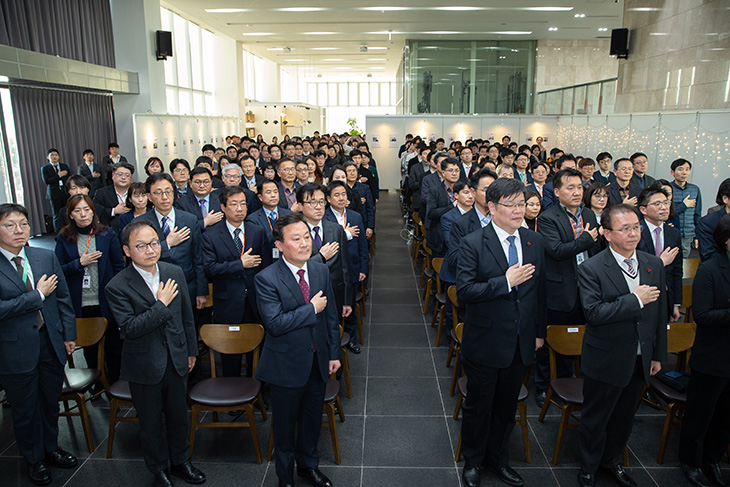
[[475, 207, 491, 228], [281, 256, 316, 313], [155, 207, 176, 231], [491, 222, 523, 292], [330, 208, 352, 240], [225, 220, 245, 241], [132, 263, 161, 298]]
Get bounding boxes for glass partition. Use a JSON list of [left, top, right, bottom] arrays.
[[536, 78, 617, 115]]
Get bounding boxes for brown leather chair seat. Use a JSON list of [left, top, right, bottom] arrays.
[[435, 292, 447, 305], [518, 384, 528, 402], [549, 378, 583, 405], [650, 376, 686, 404], [62, 368, 101, 395], [340, 331, 350, 348], [189, 377, 261, 407], [108, 380, 132, 401], [325, 379, 340, 403]]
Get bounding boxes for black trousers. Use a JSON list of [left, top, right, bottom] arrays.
[[128, 353, 190, 474], [461, 344, 527, 469], [342, 280, 359, 343], [578, 356, 645, 474], [50, 196, 67, 233], [534, 306, 583, 392], [678, 370, 730, 467], [269, 354, 327, 483], [0, 327, 64, 463]]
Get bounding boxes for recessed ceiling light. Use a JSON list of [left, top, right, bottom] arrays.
[[267, 48, 286, 51], [574, 13, 586, 18], [548, 27, 558, 31], [205, 8, 248, 13], [367, 47, 388, 50], [360, 6, 411, 11], [432, 6, 482, 11], [628, 7, 661, 11], [242, 32, 275, 36], [278, 7, 325, 12], [424, 31, 463, 35], [322, 58, 344, 61], [598, 27, 608, 32], [491, 31, 532, 35], [522, 6, 573, 11], [368, 58, 386, 61], [309, 47, 339, 50], [649, 32, 670, 36], [302, 32, 337, 35], [499, 56, 507, 59]]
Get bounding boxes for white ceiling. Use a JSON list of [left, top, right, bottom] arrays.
[[162, 0, 623, 79]]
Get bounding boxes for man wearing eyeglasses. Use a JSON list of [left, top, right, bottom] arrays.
[[174, 167, 224, 229], [93, 161, 135, 234], [0, 204, 78, 486], [576, 204, 667, 487], [105, 219, 205, 487], [426, 157, 463, 258]]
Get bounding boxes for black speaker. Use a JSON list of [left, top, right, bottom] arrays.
[[610, 28, 629, 59], [156, 30, 173, 60]]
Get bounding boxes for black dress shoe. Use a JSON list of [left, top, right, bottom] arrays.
[[346, 341, 361, 354], [491, 465, 523, 487], [681, 464, 710, 487], [28, 461, 52, 486], [154, 469, 174, 487], [278, 480, 293, 487], [577, 470, 596, 487], [297, 467, 332, 487], [170, 461, 206, 484], [603, 464, 637, 487], [462, 467, 481, 487], [703, 463, 728, 487], [535, 390, 547, 408], [45, 449, 78, 468], [642, 390, 663, 410]]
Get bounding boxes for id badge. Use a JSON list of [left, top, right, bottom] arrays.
[[82, 267, 91, 289], [576, 252, 586, 266], [272, 248, 280, 259]]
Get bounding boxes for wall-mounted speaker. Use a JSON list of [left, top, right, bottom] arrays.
[[610, 28, 629, 59], [156, 30, 173, 61]]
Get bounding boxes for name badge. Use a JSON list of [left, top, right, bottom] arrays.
[[576, 252, 586, 265], [272, 248, 280, 259], [82, 267, 91, 289]]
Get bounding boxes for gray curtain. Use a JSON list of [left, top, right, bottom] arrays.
[[0, 0, 116, 68], [10, 86, 116, 234]]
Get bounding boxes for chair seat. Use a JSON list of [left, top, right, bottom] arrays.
[[550, 378, 584, 405], [61, 368, 101, 394], [450, 328, 460, 346], [424, 268, 435, 279], [341, 332, 351, 347], [518, 384, 528, 402], [325, 379, 340, 403], [189, 377, 261, 407], [108, 380, 132, 401], [435, 292, 447, 305], [356, 291, 363, 302], [650, 376, 687, 404]]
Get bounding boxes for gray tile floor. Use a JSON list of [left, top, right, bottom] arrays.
[[2, 191, 727, 486]]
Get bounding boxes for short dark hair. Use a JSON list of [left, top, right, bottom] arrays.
[[272, 212, 306, 243], [195, 155, 213, 167], [189, 166, 212, 180], [601, 204, 638, 231], [326, 180, 347, 196], [532, 161, 549, 173], [453, 180, 469, 194], [257, 178, 278, 195], [121, 219, 156, 246], [113, 161, 135, 174], [144, 157, 164, 175], [440, 157, 459, 171], [583, 181, 609, 207], [469, 168, 498, 189], [145, 172, 175, 193], [630, 152, 647, 163], [296, 182, 326, 204], [0, 203, 28, 222], [555, 154, 577, 170], [47, 148, 59, 155], [169, 158, 190, 173], [553, 168, 583, 190], [715, 178, 730, 206], [613, 157, 632, 171], [313, 149, 326, 158], [66, 175, 91, 194], [349, 149, 362, 159], [202, 144, 215, 153], [638, 186, 669, 208], [485, 177, 525, 205], [596, 152, 612, 163], [578, 158, 595, 169], [671, 158, 692, 171], [713, 214, 730, 251], [500, 148, 515, 158], [83, 149, 94, 157], [108, 142, 119, 149], [218, 185, 245, 206]]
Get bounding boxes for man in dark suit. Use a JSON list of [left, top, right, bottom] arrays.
[[407, 146, 431, 214], [141, 173, 208, 312], [629, 152, 656, 189], [77, 149, 104, 196], [298, 183, 353, 321], [696, 178, 730, 262], [100, 142, 127, 186], [607, 158, 642, 208], [542, 154, 577, 210], [324, 180, 368, 352], [512, 152, 533, 185], [169, 159, 192, 201], [218, 162, 262, 216], [456, 178, 547, 487], [254, 213, 341, 487], [105, 220, 205, 487], [344, 162, 375, 240], [247, 179, 292, 262], [0, 204, 78, 485], [420, 153, 448, 228], [426, 157, 462, 257], [458, 146, 476, 181], [576, 204, 667, 487], [638, 186, 683, 322], [534, 168, 601, 407], [201, 186, 270, 377], [41, 148, 70, 232], [277, 159, 302, 211], [93, 161, 134, 234], [174, 167, 224, 229]]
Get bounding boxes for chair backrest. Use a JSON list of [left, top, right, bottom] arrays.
[[682, 284, 692, 310], [454, 322, 463, 343], [666, 322, 696, 354], [546, 325, 585, 357], [74, 317, 108, 349], [205, 282, 214, 308], [432, 257, 443, 274], [200, 324, 265, 378], [447, 285, 458, 307], [683, 258, 699, 280], [412, 212, 421, 226]]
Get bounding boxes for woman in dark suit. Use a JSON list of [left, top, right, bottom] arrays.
[[678, 214, 730, 487], [55, 194, 125, 383]]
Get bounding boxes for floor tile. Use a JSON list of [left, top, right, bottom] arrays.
[[368, 324, 430, 348], [369, 305, 425, 323], [367, 348, 436, 378], [366, 377, 444, 416], [363, 416, 455, 467], [362, 466, 460, 487]]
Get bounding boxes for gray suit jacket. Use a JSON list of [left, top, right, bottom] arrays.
[[104, 262, 197, 385]]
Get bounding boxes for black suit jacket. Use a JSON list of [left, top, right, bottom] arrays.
[[690, 254, 730, 377], [408, 162, 429, 212], [456, 223, 547, 368], [93, 185, 125, 233], [426, 182, 454, 256], [323, 208, 368, 282], [637, 222, 682, 307], [696, 207, 729, 262], [447, 208, 483, 276], [607, 181, 642, 208], [577, 249, 668, 387], [537, 205, 601, 313], [308, 220, 353, 313], [104, 262, 198, 385], [41, 162, 70, 204], [174, 190, 222, 226], [77, 162, 104, 195], [100, 155, 128, 185], [246, 207, 293, 260], [201, 220, 270, 323]]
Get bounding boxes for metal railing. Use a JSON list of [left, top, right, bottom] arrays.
[[535, 78, 617, 116]]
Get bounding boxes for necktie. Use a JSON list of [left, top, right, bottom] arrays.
[[267, 212, 277, 229], [654, 227, 663, 257], [519, 172, 525, 183], [12, 256, 44, 329], [624, 258, 636, 278], [161, 216, 171, 239], [313, 226, 322, 250], [297, 269, 310, 303], [233, 228, 243, 255], [199, 198, 207, 216], [248, 179, 256, 190], [507, 235, 518, 267]]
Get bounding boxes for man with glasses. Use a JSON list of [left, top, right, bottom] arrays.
[[607, 158, 641, 208], [247, 179, 292, 262], [105, 220, 205, 487], [169, 159, 192, 200], [426, 158, 462, 258], [41, 148, 71, 232], [277, 159, 302, 211], [93, 161, 135, 234], [218, 163, 260, 216], [630, 152, 655, 189], [175, 167, 224, 229], [0, 204, 78, 486], [576, 204, 667, 487]]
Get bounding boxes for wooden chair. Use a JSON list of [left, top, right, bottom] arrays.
[[537, 325, 585, 465], [353, 285, 365, 344], [430, 258, 448, 346], [682, 258, 699, 280], [446, 286, 460, 369], [188, 324, 267, 463], [420, 244, 434, 293], [359, 280, 367, 317], [411, 212, 425, 268], [650, 322, 696, 464], [339, 326, 353, 399], [681, 284, 694, 323], [106, 379, 136, 458], [60, 317, 110, 453]]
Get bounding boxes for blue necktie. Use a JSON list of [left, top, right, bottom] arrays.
[[199, 198, 207, 216], [161, 216, 170, 239], [233, 228, 243, 255], [313, 226, 322, 250], [267, 212, 277, 229], [507, 235, 518, 267]]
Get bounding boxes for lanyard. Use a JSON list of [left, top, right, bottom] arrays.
[[445, 183, 456, 203], [82, 228, 94, 253], [240, 233, 246, 257], [266, 211, 278, 231], [285, 189, 296, 206], [569, 213, 583, 239]]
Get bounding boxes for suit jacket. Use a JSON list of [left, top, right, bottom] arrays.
[[426, 182, 454, 256], [308, 220, 353, 312], [77, 162, 105, 195], [541, 181, 557, 210], [353, 182, 375, 229], [697, 207, 729, 262], [593, 170, 617, 185], [537, 204, 602, 312], [93, 185, 125, 233], [104, 262, 197, 385], [439, 206, 468, 284], [137, 209, 208, 298], [174, 190, 222, 226], [456, 223, 546, 368], [526, 183, 547, 207], [54, 228, 125, 322], [690, 253, 730, 377], [254, 259, 341, 387], [100, 155, 128, 185], [323, 208, 368, 282], [408, 162, 430, 212], [631, 173, 656, 189], [201, 220, 270, 323], [277, 181, 302, 210], [0, 248, 76, 374], [607, 181, 642, 208], [637, 222, 683, 307], [420, 172, 441, 227], [577, 249, 668, 387], [459, 163, 476, 181], [246, 207, 293, 260], [513, 170, 534, 185], [447, 208, 484, 276], [41, 162, 70, 203]]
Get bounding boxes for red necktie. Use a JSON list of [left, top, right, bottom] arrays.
[[297, 269, 310, 303]]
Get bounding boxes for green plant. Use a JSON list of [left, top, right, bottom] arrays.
[[347, 117, 363, 136]]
